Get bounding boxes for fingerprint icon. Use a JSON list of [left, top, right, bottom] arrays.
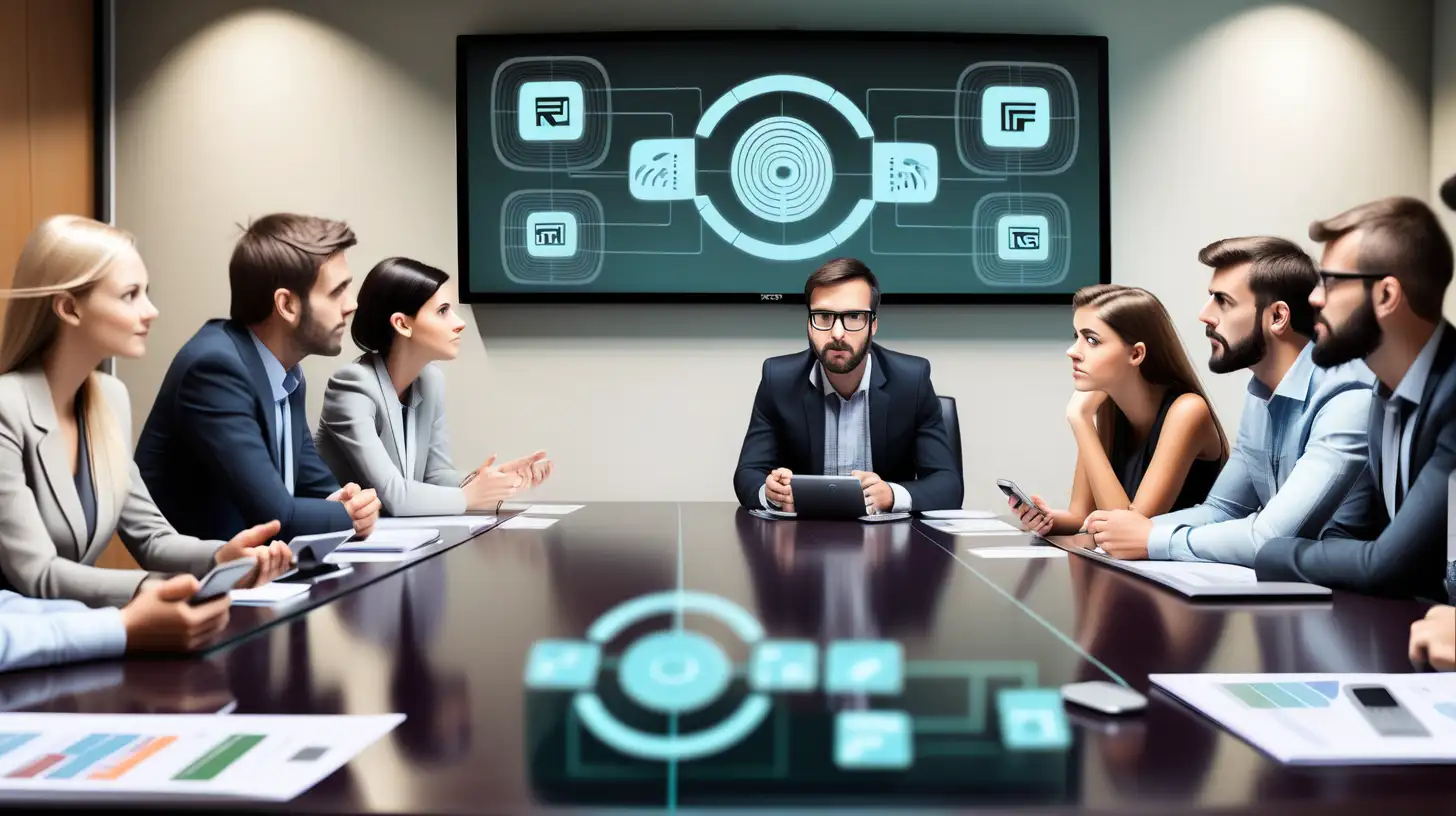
[[730, 116, 835, 224]]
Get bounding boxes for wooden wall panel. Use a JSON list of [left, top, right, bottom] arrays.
[[0, 0, 34, 288], [0, 0, 136, 571], [26, 0, 94, 224]]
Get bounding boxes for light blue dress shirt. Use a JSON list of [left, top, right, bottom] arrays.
[[248, 331, 303, 496], [760, 354, 911, 513], [0, 591, 126, 672], [1378, 322, 1447, 517], [1147, 343, 1377, 566]]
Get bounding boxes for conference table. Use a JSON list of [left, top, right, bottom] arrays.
[[1, 502, 1451, 814]]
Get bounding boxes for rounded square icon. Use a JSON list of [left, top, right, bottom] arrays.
[[519, 80, 585, 142], [750, 640, 818, 692], [629, 138, 697, 201], [996, 688, 1071, 751], [524, 639, 600, 690], [980, 86, 1051, 149], [871, 142, 939, 204], [525, 211, 578, 258], [825, 640, 904, 695], [834, 710, 913, 770], [996, 214, 1050, 262]]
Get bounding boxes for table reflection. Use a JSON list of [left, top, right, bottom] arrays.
[[736, 512, 951, 639], [334, 558, 473, 766], [1065, 555, 1225, 799]]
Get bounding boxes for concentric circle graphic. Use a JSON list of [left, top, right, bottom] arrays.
[[730, 116, 834, 224]]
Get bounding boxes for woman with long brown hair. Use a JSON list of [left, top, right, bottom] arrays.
[[0, 215, 293, 608], [1013, 284, 1228, 537]]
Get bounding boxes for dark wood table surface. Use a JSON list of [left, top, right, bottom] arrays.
[[1, 502, 1452, 814]]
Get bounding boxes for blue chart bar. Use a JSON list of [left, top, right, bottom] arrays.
[[49, 734, 139, 780], [0, 733, 39, 759]]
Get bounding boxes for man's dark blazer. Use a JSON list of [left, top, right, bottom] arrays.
[[1256, 321, 1456, 601], [135, 319, 352, 541], [732, 343, 962, 511]]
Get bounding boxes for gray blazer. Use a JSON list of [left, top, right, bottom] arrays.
[[315, 353, 468, 517], [0, 367, 221, 608]]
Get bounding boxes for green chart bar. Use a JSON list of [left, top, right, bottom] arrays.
[[173, 735, 265, 781]]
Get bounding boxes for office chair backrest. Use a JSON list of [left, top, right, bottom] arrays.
[[938, 395, 963, 475]]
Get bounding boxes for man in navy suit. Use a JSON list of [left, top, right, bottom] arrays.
[[1255, 194, 1455, 602], [136, 213, 380, 542], [732, 258, 962, 514]]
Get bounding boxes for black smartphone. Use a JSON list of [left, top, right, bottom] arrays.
[[996, 479, 1038, 510], [188, 557, 257, 605]]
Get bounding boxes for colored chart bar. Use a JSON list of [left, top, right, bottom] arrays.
[[49, 734, 139, 780], [173, 735, 265, 781], [0, 734, 39, 759], [8, 754, 65, 779], [89, 736, 177, 781]]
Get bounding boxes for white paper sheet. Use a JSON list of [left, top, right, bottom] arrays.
[[228, 583, 310, 606], [374, 515, 495, 534], [918, 509, 997, 520], [0, 711, 402, 801], [521, 504, 584, 515], [1121, 559, 1258, 585], [499, 516, 558, 530], [1151, 673, 1456, 764], [966, 546, 1068, 559], [924, 519, 1022, 536]]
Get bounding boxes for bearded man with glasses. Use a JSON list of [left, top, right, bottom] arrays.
[[1254, 194, 1456, 602], [732, 258, 962, 515]]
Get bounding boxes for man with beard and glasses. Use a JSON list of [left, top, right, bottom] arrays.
[[1084, 237, 1378, 566], [136, 214, 381, 541], [732, 258, 961, 514], [1252, 195, 1456, 602]]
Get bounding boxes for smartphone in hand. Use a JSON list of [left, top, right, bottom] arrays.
[[996, 479, 1038, 510], [188, 557, 257, 605]]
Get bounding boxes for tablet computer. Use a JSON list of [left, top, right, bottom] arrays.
[[789, 475, 867, 520]]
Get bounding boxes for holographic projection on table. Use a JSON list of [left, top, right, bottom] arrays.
[[458, 33, 1107, 301]]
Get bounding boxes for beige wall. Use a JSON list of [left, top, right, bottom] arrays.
[[114, 0, 1438, 509], [1437, 0, 1456, 305]]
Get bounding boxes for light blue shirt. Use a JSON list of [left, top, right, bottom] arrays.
[[248, 331, 302, 496], [1379, 322, 1447, 516], [1148, 343, 1378, 566], [759, 354, 911, 513], [0, 591, 126, 672]]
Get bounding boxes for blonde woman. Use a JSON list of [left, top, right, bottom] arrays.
[[0, 215, 293, 609]]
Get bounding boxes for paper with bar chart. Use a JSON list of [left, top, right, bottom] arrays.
[[1151, 673, 1456, 765], [0, 712, 402, 802]]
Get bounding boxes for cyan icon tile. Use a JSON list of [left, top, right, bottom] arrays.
[[517, 80, 584, 142], [997, 688, 1071, 750], [980, 85, 1051, 149], [825, 640, 904, 695], [524, 639, 600, 690], [834, 710, 913, 770], [750, 640, 819, 692]]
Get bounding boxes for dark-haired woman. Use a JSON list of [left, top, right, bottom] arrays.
[[315, 257, 551, 516]]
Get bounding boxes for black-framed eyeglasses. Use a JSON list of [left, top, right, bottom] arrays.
[[808, 310, 874, 332], [1316, 269, 1387, 290]]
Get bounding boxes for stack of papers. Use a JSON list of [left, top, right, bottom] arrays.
[[966, 546, 1067, 559], [506, 504, 584, 516], [230, 583, 310, 606], [919, 509, 997, 520], [336, 528, 439, 553]]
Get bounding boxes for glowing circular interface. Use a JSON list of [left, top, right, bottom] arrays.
[[618, 630, 732, 715], [730, 116, 834, 224]]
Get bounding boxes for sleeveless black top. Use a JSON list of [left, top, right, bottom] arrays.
[[1107, 389, 1221, 513]]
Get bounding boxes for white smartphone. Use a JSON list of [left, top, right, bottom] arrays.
[[1060, 680, 1147, 715], [189, 557, 257, 605]]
